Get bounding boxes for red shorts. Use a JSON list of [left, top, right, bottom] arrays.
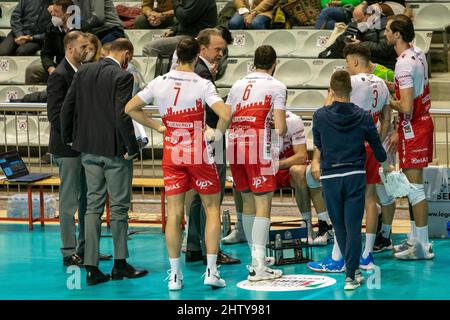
[[162, 164, 220, 196], [230, 162, 276, 193], [398, 115, 434, 169], [275, 168, 292, 189], [365, 147, 381, 184]]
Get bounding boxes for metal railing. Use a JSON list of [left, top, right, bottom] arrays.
[[0, 103, 449, 211]]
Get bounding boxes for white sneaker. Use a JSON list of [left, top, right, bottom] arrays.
[[203, 268, 226, 288], [395, 241, 435, 260], [165, 270, 183, 291], [393, 239, 414, 253], [313, 230, 333, 246], [355, 269, 365, 284], [221, 228, 247, 245], [344, 277, 360, 290], [247, 265, 283, 282]]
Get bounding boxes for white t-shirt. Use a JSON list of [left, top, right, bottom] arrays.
[[137, 70, 222, 164], [394, 46, 431, 121], [226, 72, 287, 160], [279, 111, 306, 160], [351, 72, 390, 124]]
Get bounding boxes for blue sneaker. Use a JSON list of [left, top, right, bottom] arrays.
[[307, 256, 345, 273], [359, 252, 376, 270]]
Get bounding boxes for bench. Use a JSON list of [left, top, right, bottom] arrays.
[[0, 177, 233, 232]]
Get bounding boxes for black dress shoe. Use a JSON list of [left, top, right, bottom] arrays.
[[111, 263, 149, 280], [100, 254, 113, 261], [185, 250, 204, 263], [203, 250, 241, 265], [63, 253, 84, 267], [86, 269, 110, 286]]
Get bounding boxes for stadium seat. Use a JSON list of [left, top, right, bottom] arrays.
[[409, 2, 450, 30], [286, 89, 327, 110], [0, 2, 17, 29], [0, 56, 41, 84], [130, 56, 157, 82], [0, 28, 11, 38], [216, 57, 346, 89], [0, 85, 46, 102], [125, 29, 168, 56], [2, 114, 49, 146]]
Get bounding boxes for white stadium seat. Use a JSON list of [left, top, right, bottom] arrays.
[[0, 2, 17, 28], [130, 56, 157, 82], [216, 58, 346, 89], [286, 89, 327, 110], [0, 85, 46, 102], [125, 29, 168, 56], [409, 2, 450, 30]]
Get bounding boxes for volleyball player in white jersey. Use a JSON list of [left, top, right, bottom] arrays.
[[125, 37, 232, 290], [227, 45, 287, 281], [385, 14, 434, 260]]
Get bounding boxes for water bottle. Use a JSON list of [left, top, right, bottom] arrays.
[[221, 210, 231, 238], [275, 233, 283, 264]]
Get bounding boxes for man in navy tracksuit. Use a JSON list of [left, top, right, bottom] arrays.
[[311, 70, 392, 290]]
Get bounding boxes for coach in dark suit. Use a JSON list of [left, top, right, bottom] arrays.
[[61, 38, 148, 286], [47, 31, 88, 267], [186, 28, 240, 265]]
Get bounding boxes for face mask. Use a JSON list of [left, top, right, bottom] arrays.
[[52, 16, 64, 28], [84, 51, 95, 63]]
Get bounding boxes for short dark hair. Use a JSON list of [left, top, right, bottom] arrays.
[[343, 43, 371, 66], [197, 28, 223, 47], [216, 25, 233, 45], [176, 36, 200, 64], [109, 38, 134, 55], [254, 45, 277, 70], [330, 70, 352, 98], [63, 30, 84, 51], [388, 14, 415, 43], [53, 0, 74, 12]]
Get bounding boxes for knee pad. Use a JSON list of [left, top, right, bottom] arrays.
[[407, 184, 426, 206], [306, 165, 321, 189], [375, 184, 395, 206]]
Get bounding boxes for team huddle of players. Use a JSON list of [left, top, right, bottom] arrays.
[[125, 14, 434, 291]]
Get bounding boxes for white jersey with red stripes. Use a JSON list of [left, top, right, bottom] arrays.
[[226, 72, 287, 161], [137, 70, 222, 165], [279, 111, 306, 160], [351, 72, 390, 124], [394, 46, 431, 122]]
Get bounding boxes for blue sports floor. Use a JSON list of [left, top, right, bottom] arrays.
[[0, 223, 449, 300]]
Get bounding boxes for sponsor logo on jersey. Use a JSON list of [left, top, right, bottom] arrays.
[[411, 157, 428, 164], [166, 183, 180, 192], [195, 179, 213, 190], [252, 176, 268, 188]]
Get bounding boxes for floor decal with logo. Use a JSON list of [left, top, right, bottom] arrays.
[[237, 275, 336, 292]]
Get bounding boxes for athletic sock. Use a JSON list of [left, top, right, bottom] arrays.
[[169, 257, 181, 275], [235, 211, 244, 233], [416, 226, 430, 250], [381, 223, 391, 239], [362, 233, 376, 259], [252, 217, 271, 268], [206, 254, 218, 273], [331, 234, 343, 261], [317, 211, 331, 224]]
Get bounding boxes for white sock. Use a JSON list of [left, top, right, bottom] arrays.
[[381, 223, 391, 239], [243, 214, 255, 250], [302, 211, 312, 237], [416, 226, 430, 249], [317, 211, 330, 223], [206, 254, 218, 273], [409, 221, 417, 242], [235, 211, 243, 233], [251, 217, 271, 268], [363, 233, 376, 259], [331, 234, 342, 261], [169, 258, 181, 275]]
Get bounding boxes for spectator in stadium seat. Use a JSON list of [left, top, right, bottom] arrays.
[[134, 0, 175, 29], [345, 3, 397, 70], [315, 0, 362, 30], [143, 0, 217, 58], [84, 33, 102, 62], [0, 0, 52, 56], [73, 0, 125, 44], [228, 0, 276, 30], [25, 0, 86, 85]]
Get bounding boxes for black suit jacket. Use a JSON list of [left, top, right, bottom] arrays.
[[60, 58, 138, 157], [47, 58, 79, 157], [195, 58, 219, 129]]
